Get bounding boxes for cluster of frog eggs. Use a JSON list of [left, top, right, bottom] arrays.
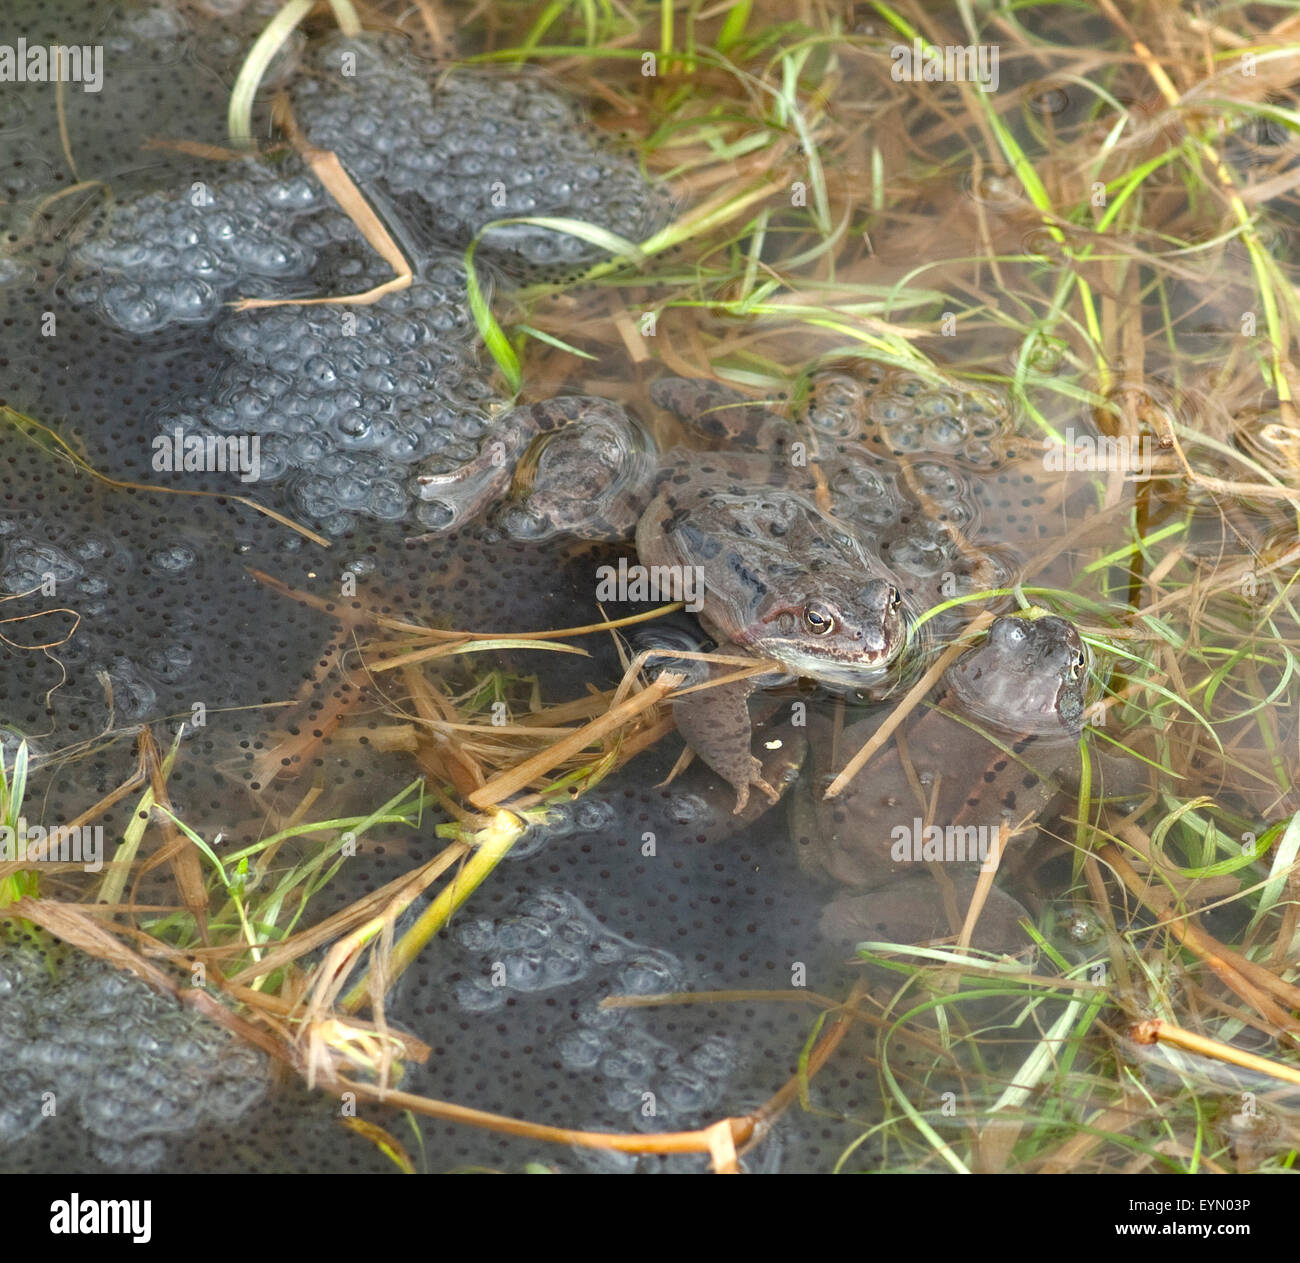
[[0, 526, 126, 619], [501, 796, 619, 859], [68, 170, 508, 529], [68, 161, 332, 335], [809, 442, 984, 588], [0, 0, 252, 246], [0, 947, 267, 1168], [448, 887, 741, 1134], [64, 30, 665, 531], [294, 33, 669, 279], [449, 885, 681, 1012], [158, 258, 506, 534], [802, 366, 1017, 470], [792, 368, 1021, 604], [888, 459, 986, 578], [562, 1012, 742, 1137]]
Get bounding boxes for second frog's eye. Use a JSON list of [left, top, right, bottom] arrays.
[[802, 602, 836, 635], [1068, 648, 1087, 680]]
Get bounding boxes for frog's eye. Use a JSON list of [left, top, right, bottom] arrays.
[[802, 602, 836, 635], [887, 586, 902, 611], [1068, 649, 1087, 680]]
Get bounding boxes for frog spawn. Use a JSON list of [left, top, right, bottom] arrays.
[[799, 364, 1019, 471], [156, 258, 509, 534], [448, 886, 685, 1013], [0, 483, 324, 739], [499, 796, 620, 861], [67, 30, 668, 330], [293, 33, 671, 282], [441, 887, 745, 1139], [0, 947, 267, 1168], [802, 363, 1121, 576], [58, 28, 666, 533], [0, 532, 155, 727], [0, 0, 266, 244], [69, 163, 515, 531], [68, 159, 331, 336], [383, 744, 892, 1172]]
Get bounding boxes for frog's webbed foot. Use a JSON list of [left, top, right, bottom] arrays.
[[728, 770, 779, 815], [410, 405, 539, 537], [495, 397, 657, 542], [671, 675, 777, 814]]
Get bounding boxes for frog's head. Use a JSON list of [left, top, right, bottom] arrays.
[[944, 612, 1089, 737], [735, 573, 909, 688]]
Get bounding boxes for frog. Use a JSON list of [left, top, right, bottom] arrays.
[[791, 610, 1103, 948], [628, 376, 1070, 812], [633, 472, 910, 811], [414, 378, 923, 811], [410, 371, 1101, 816]]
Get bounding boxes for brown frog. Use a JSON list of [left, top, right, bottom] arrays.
[[630, 377, 1030, 811], [470, 380, 921, 811], [792, 610, 1101, 948], [634, 470, 909, 811]]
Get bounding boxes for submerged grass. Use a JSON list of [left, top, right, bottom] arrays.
[[0, 742, 34, 907]]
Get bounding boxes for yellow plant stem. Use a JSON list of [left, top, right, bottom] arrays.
[[1131, 1018, 1300, 1089], [342, 812, 524, 1011]]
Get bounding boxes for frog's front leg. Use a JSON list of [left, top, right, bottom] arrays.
[[672, 673, 779, 813], [408, 404, 542, 539], [497, 397, 657, 542]]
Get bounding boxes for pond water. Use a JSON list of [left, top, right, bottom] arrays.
[[1, 0, 1298, 1174]]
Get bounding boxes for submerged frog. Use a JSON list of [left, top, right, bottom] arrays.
[[794, 610, 1098, 946]]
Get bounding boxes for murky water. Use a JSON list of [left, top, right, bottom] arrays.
[[1, 0, 1298, 1175]]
